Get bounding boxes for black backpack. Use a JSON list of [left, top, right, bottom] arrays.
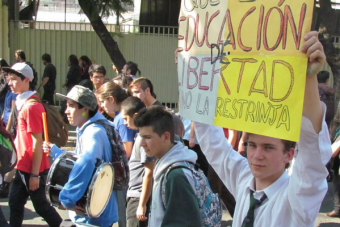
[[89, 120, 129, 190], [0, 119, 16, 177]]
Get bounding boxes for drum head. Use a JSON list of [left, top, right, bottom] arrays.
[[86, 163, 114, 218]]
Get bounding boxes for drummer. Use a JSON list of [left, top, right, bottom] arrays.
[[43, 85, 119, 227]]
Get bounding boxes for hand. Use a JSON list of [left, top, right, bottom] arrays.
[[73, 205, 85, 216], [58, 204, 66, 210], [29, 176, 40, 191], [136, 204, 147, 221], [301, 31, 326, 77], [43, 141, 54, 154], [189, 137, 195, 148]]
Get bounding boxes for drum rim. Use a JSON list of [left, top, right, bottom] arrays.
[[85, 162, 114, 218], [45, 152, 73, 206]]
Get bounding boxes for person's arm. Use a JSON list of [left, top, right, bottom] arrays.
[[43, 141, 66, 159], [30, 132, 43, 191], [301, 31, 325, 132], [287, 31, 332, 226], [59, 130, 102, 209], [123, 141, 133, 158], [331, 140, 340, 157], [228, 129, 238, 148], [189, 122, 195, 148], [37, 77, 49, 93], [194, 122, 250, 198], [161, 169, 203, 227], [136, 160, 155, 221], [117, 118, 136, 158]]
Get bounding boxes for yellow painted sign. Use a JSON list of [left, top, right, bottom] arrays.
[[178, 0, 314, 141]]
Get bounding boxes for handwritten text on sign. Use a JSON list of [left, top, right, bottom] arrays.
[[178, 0, 313, 141]]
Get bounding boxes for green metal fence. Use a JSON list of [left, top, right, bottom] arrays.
[[9, 21, 179, 105]]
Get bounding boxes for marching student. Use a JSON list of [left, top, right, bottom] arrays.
[[194, 31, 332, 227], [4, 63, 62, 227], [43, 85, 119, 226], [121, 97, 156, 227]]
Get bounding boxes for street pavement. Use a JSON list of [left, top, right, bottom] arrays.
[[0, 182, 340, 226]]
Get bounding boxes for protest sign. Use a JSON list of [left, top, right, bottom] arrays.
[[178, 0, 314, 141]]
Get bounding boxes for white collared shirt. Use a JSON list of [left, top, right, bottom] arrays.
[[195, 104, 332, 227]]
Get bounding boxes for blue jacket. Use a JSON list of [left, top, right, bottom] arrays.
[[50, 111, 118, 226]]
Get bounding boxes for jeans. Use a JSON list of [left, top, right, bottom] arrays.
[[42, 87, 55, 105], [126, 197, 150, 227], [333, 156, 340, 213], [117, 189, 127, 227], [9, 170, 62, 227], [0, 205, 10, 227]]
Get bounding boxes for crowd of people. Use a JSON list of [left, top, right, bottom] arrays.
[[0, 30, 337, 227]]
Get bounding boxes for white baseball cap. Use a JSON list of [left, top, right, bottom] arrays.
[[2, 63, 34, 82]]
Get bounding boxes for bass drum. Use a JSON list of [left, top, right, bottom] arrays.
[[45, 152, 114, 218]]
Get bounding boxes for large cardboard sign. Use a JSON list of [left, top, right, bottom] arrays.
[[178, 0, 314, 141]]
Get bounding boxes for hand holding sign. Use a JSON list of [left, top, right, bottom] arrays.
[[178, 0, 315, 142]]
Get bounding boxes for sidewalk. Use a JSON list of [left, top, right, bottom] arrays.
[[1, 182, 340, 226]]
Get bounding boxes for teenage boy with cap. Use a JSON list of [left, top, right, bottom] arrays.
[[3, 62, 62, 227], [43, 85, 119, 227]]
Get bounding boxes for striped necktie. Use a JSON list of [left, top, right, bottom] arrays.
[[241, 190, 267, 227]]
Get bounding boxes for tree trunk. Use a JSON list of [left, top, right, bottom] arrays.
[[78, 0, 126, 72], [316, 0, 340, 113]]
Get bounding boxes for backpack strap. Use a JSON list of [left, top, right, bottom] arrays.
[[161, 161, 195, 208]]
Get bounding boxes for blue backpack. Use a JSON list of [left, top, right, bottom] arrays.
[[161, 161, 222, 227]]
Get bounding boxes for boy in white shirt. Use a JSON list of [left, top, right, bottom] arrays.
[[195, 31, 332, 227]]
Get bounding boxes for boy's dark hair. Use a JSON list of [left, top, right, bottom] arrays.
[[42, 53, 51, 63], [77, 103, 98, 118], [135, 105, 174, 143], [130, 77, 157, 99], [68, 54, 79, 66], [126, 61, 141, 76], [89, 64, 106, 76], [78, 79, 94, 91], [317, 71, 330, 83], [121, 97, 145, 117], [15, 50, 26, 61]]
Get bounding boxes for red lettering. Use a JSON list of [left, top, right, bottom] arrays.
[[238, 6, 256, 52], [198, 58, 211, 90], [195, 13, 208, 47], [187, 56, 199, 89], [226, 10, 236, 50], [257, 5, 264, 50], [185, 15, 196, 52], [282, 4, 306, 50], [263, 7, 284, 51], [206, 10, 220, 48], [232, 58, 258, 93], [219, 57, 231, 95]]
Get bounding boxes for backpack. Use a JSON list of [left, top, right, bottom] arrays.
[[90, 120, 129, 190], [161, 161, 222, 227], [0, 119, 17, 176], [25, 97, 68, 147]]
